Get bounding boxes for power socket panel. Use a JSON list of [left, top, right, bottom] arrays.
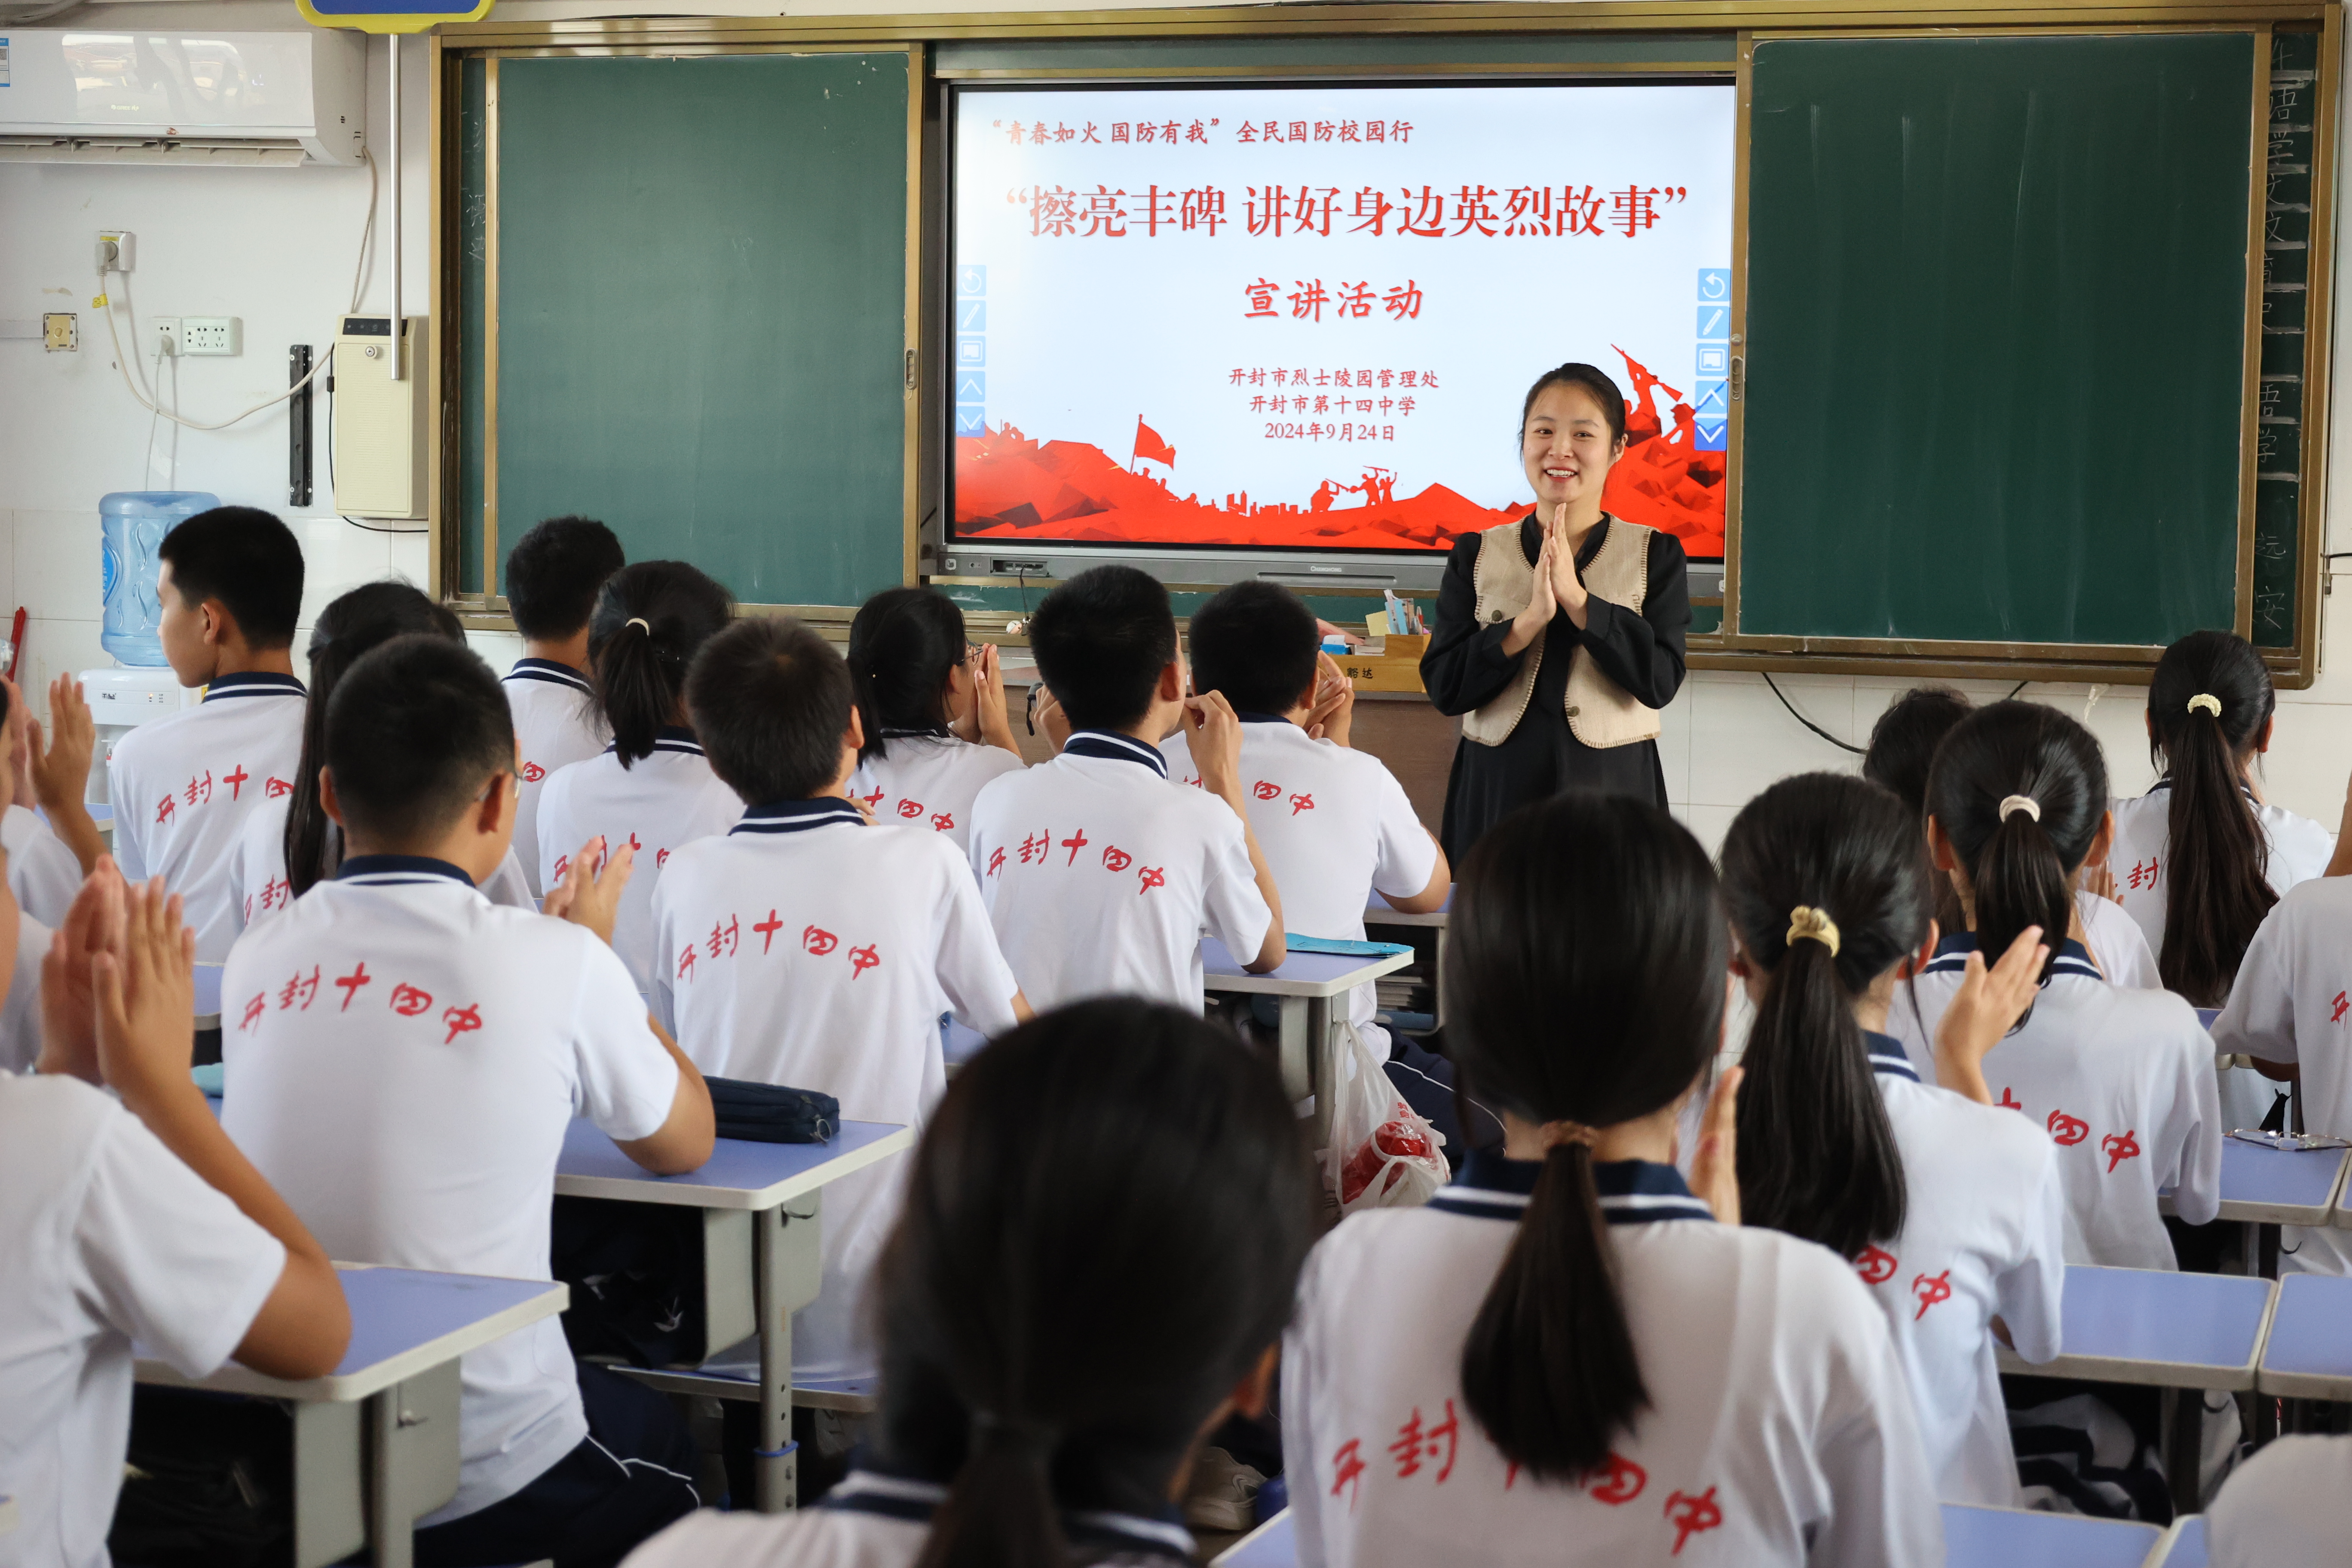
[[181, 316, 240, 356], [151, 317, 181, 357]]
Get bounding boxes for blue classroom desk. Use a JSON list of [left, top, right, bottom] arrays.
[[1994, 1264, 2275, 1515], [2153, 1516, 2209, 1566], [943, 1016, 989, 1067], [2254, 1272, 2352, 1400], [2160, 1138, 2352, 1277], [1209, 1504, 2174, 1567], [552, 1117, 914, 1513], [135, 1265, 565, 1568], [1201, 937, 1414, 1143]]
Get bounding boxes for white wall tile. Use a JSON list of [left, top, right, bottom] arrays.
[[466, 629, 527, 680], [14, 511, 100, 631], [1686, 671, 1865, 809]]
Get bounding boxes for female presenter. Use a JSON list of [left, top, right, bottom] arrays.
[[1421, 362, 1691, 859]]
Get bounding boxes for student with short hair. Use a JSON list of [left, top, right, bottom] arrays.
[[502, 516, 625, 896], [621, 997, 1318, 1568], [222, 634, 715, 1568], [968, 566, 1283, 1010], [227, 582, 533, 934], [1284, 794, 1941, 1565], [535, 562, 743, 992], [654, 617, 1026, 1382], [1865, 684, 2157, 995], [108, 505, 307, 961], [845, 586, 1025, 854], [1165, 581, 1459, 1131], [1891, 701, 2221, 1269], [3, 862, 350, 1568], [1722, 772, 2066, 1504]]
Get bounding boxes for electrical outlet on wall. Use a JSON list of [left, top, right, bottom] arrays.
[[181, 317, 240, 356], [151, 317, 181, 357]]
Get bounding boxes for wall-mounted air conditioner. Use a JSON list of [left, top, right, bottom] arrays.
[[0, 28, 365, 166]]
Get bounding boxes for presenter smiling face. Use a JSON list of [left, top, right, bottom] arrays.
[[1510, 377, 1629, 646]]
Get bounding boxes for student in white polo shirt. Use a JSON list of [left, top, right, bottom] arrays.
[[2210, 872, 2352, 1275], [227, 583, 534, 937], [221, 634, 715, 1568], [620, 997, 1317, 1568], [1163, 582, 1461, 1131], [2111, 631, 2334, 1133], [1721, 772, 2067, 1505], [2204, 1433, 2352, 1564], [107, 506, 308, 962], [968, 566, 1283, 1011], [1889, 701, 2222, 1270], [0, 673, 98, 926], [1284, 793, 1941, 1565], [844, 586, 1025, 856], [1864, 684, 2158, 997], [502, 516, 624, 896], [3, 863, 349, 1568], [536, 561, 744, 992], [653, 616, 1026, 1382]]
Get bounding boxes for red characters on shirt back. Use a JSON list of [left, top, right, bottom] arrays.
[[1911, 1270, 1953, 1320], [2047, 1109, 2090, 1147], [1854, 1244, 1898, 1286]]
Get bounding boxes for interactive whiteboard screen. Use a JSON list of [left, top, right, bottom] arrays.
[[948, 81, 1737, 560]]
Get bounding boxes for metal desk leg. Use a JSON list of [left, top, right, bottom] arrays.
[[756, 1194, 824, 1512], [1433, 929, 1449, 1028], [1306, 994, 1334, 1150], [1276, 995, 1312, 1109], [365, 1359, 462, 1568], [2165, 1387, 2204, 1517]]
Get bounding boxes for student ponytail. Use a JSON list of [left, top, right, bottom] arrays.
[[1926, 700, 2108, 992], [1446, 794, 1725, 1481], [285, 582, 463, 896], [1721, 774, 1925, 1260], [846, 586, 969, 764], [877, 999, 1314, 1568], [2147, 631, 2278, 1006], [1862, 684, 1975, 941], [586, 562, 734, 767]]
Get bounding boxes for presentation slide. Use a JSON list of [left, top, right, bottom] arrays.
[[949, 80, 1737, 560]]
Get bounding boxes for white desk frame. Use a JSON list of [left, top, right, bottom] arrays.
[[1202, 947, 1414, 1145], [554, 1127, 913, 1513], [134, 1273, 566, 1568]]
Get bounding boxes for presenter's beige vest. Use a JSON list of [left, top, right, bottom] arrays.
[[1461, 517, 1660, 750]]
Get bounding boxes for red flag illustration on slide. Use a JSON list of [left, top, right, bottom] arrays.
[[1133, 417, 1176, 468]]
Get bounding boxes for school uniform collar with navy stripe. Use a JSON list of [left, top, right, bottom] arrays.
[[334, 854, 477, 889], [2147, 777, 2259, 804], [1865, 1031, 1920, 1083], [731, 796, 865, 835], [1061, 729, 1170, 778], [202, 671, 306, 703], [1235, 711, 1293, 726], [1429, 1148, 1716, 1226], [502, 657, 592, 694], [821, 1468, 1195, 1562], [1923, 931, 2101, 980], [606, 726, 704, 758]]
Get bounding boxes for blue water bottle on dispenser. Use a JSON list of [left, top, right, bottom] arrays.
[[100, 492, 216, 667]]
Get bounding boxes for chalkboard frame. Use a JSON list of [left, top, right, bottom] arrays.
[[426, 6, 2337, 686], [426, 39, 927, 612], [1722, 24, 2272, 666]]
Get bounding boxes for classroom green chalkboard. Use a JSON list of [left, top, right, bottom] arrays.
[[1735, 31, 2260, 650], [461, 51, 913, 606]]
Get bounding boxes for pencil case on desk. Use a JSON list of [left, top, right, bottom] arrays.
[[706, 1076, 839, 1143]]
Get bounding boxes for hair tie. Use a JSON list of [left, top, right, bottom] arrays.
[[2187, 693, 2222, 718], [971, 1411, 1059, 1461], [624, 617, 651, 635], [1786, 906, 1841, 957], [1999, 794, 2041, 823]]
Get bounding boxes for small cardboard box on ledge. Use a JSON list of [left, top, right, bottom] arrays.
[[1340, 623, 1428, 693]]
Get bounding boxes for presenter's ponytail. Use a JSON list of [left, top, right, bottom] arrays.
[[1448, 794, 1724, 1481], [2146, 631, 2278, 1005], [1926, 700, 2108, 997], [847, 586, 971, 764], [881, 999, 1314, 1568], [587, 561, 733, 767], [1721, 773, 1920, 1261]]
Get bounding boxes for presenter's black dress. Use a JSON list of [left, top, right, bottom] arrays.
[[1421, 514, 1691, 861]]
